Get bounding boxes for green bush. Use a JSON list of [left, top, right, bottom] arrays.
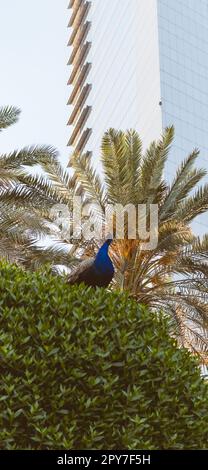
[[0, 260, 207, 450]]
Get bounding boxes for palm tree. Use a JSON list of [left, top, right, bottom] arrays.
[[1, 123, 208, 360], [71, 128, 208, 360], [0, 106, 75, 263]]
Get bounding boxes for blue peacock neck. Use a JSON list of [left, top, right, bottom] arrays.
[[94, 240, 114, 274]]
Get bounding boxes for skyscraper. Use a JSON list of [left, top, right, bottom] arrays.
[[67, 0, 162, 155], [67, 0, 208, 232]]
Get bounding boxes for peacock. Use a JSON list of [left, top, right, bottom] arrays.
[[67, 238, 114, 288]]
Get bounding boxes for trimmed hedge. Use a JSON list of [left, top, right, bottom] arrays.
[[0, 260, 207, 449]]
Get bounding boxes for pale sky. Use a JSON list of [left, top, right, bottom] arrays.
[[0, 0, 70, 166]]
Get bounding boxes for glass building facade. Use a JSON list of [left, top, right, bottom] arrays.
[[157, 0, 208, 233], [68, 0, 208, 233]]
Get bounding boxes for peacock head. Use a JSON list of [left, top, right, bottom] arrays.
[[105, 233, 113, 246]]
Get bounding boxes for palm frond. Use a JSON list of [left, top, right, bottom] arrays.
[[101, 128, 129, 204], [176, 184, 208, 223], [0, 106, 20, 130], [160, 149, 206, 220], [0, 145, 59, 169], [138, 126, 174, 203], [21, 243, 78, 271], [71, 151, 105, 209]]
